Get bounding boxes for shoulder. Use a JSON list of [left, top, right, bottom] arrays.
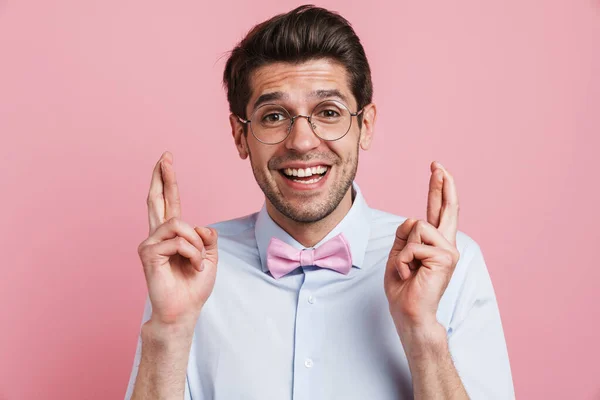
[[207, 212, 258, 264], [206, 212, 259, 254], [206, 212, 257, 237]]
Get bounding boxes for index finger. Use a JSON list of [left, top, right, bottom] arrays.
[[438, 166, 459, 245], [160, 152, 182, 221], [147, 153, 167, 235]]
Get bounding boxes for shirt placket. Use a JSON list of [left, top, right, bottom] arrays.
[[292, 257, 322, 400]]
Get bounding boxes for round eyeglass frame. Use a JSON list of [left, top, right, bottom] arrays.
[[236, 100, 365, 145]]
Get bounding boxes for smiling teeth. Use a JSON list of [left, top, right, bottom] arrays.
[[283, 166, 328, 177], [292, 175, 325, 184]]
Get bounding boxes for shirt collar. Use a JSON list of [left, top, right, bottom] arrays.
[[255, 181, 371, 274]]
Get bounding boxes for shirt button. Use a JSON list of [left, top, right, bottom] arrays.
[[304, 358, 313, 368], [308, 295, 315, 304]]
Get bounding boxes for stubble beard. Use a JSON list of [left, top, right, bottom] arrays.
[[249, 147, 359, 224]]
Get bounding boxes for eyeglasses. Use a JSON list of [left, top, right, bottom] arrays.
[[237, 99, 364, 145]]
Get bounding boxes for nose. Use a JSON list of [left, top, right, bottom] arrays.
[[285, 115, 321, 153]]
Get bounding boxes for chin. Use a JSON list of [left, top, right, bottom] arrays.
[[272, 190, 340, 224], [281, 205, 334, 224]]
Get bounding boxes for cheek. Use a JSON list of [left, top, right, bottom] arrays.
[[329, 141, 358, 163], [248, 144, 276, 171]]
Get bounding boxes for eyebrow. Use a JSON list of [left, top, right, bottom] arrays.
[[311, 89, 349, 104], [251, 89, 351, 112], [252, 92, 289, 111]]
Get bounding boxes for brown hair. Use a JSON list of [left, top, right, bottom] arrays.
[[222, 4, 373, 126]]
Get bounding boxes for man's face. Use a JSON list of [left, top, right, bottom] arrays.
[[231, 58, 375, 224]]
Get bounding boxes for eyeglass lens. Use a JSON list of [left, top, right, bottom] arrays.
[[250, 100, 353, 144]]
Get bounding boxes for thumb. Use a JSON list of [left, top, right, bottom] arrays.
[[195, 226, 218, 254]]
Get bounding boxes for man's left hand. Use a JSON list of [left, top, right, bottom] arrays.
[[384, 161, 460, 338]]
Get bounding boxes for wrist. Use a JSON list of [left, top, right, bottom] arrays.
[[142, 316, 197, 348], [397, 321, 448, 360], [134, 317, 195, 400]]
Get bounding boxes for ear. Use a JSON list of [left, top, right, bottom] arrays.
[[358, 103, 376, 151], [229, 113, 249, 159]]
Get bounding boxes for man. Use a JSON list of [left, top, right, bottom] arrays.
[[126, 5, 514, 399]]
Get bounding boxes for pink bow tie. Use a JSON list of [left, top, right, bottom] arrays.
[[266, 233, 353, 279]]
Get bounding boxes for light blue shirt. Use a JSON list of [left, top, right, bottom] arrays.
[[125, 183, 514, 399]]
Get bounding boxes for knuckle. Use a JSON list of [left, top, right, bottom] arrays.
[[176, 236, 187, 248], [138, 242, 155, 264], [165, 185, 180, 199], [396, 253, 406, 267], [452, 249, 460, 263], [405, 242, 417, 253], [442, 250, 454, 265], [146, 193, 160, 206], [168, 217, 180, 228], [395, 224, 403, 237], [137, 240, 147, 256], [443, 202, 458, 213]]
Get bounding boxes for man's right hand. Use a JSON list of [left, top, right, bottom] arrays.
[[137, 151, 218, 329]]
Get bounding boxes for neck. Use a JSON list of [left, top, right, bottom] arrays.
[[266, 187, 355, 248]]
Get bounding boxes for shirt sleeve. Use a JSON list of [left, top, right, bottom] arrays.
[[447, 241, 515, 400], [124, 295, 153, 400]]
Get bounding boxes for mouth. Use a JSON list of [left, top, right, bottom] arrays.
[[278, 165, 330, 186]]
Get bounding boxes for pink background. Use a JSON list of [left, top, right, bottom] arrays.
[[1, 1, 598, 399]]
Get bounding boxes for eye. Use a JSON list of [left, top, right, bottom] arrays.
[[262, 112, 287, 123], [317, 109, 341, 118]]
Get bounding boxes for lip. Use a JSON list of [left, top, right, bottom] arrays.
[[277, 167, 331, 191]]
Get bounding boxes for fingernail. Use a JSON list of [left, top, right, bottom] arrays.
[[199, 260, 205, 271], [201, 248, 206, 258]]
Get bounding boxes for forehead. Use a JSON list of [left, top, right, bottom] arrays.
[[247, 58, 354, 110]]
